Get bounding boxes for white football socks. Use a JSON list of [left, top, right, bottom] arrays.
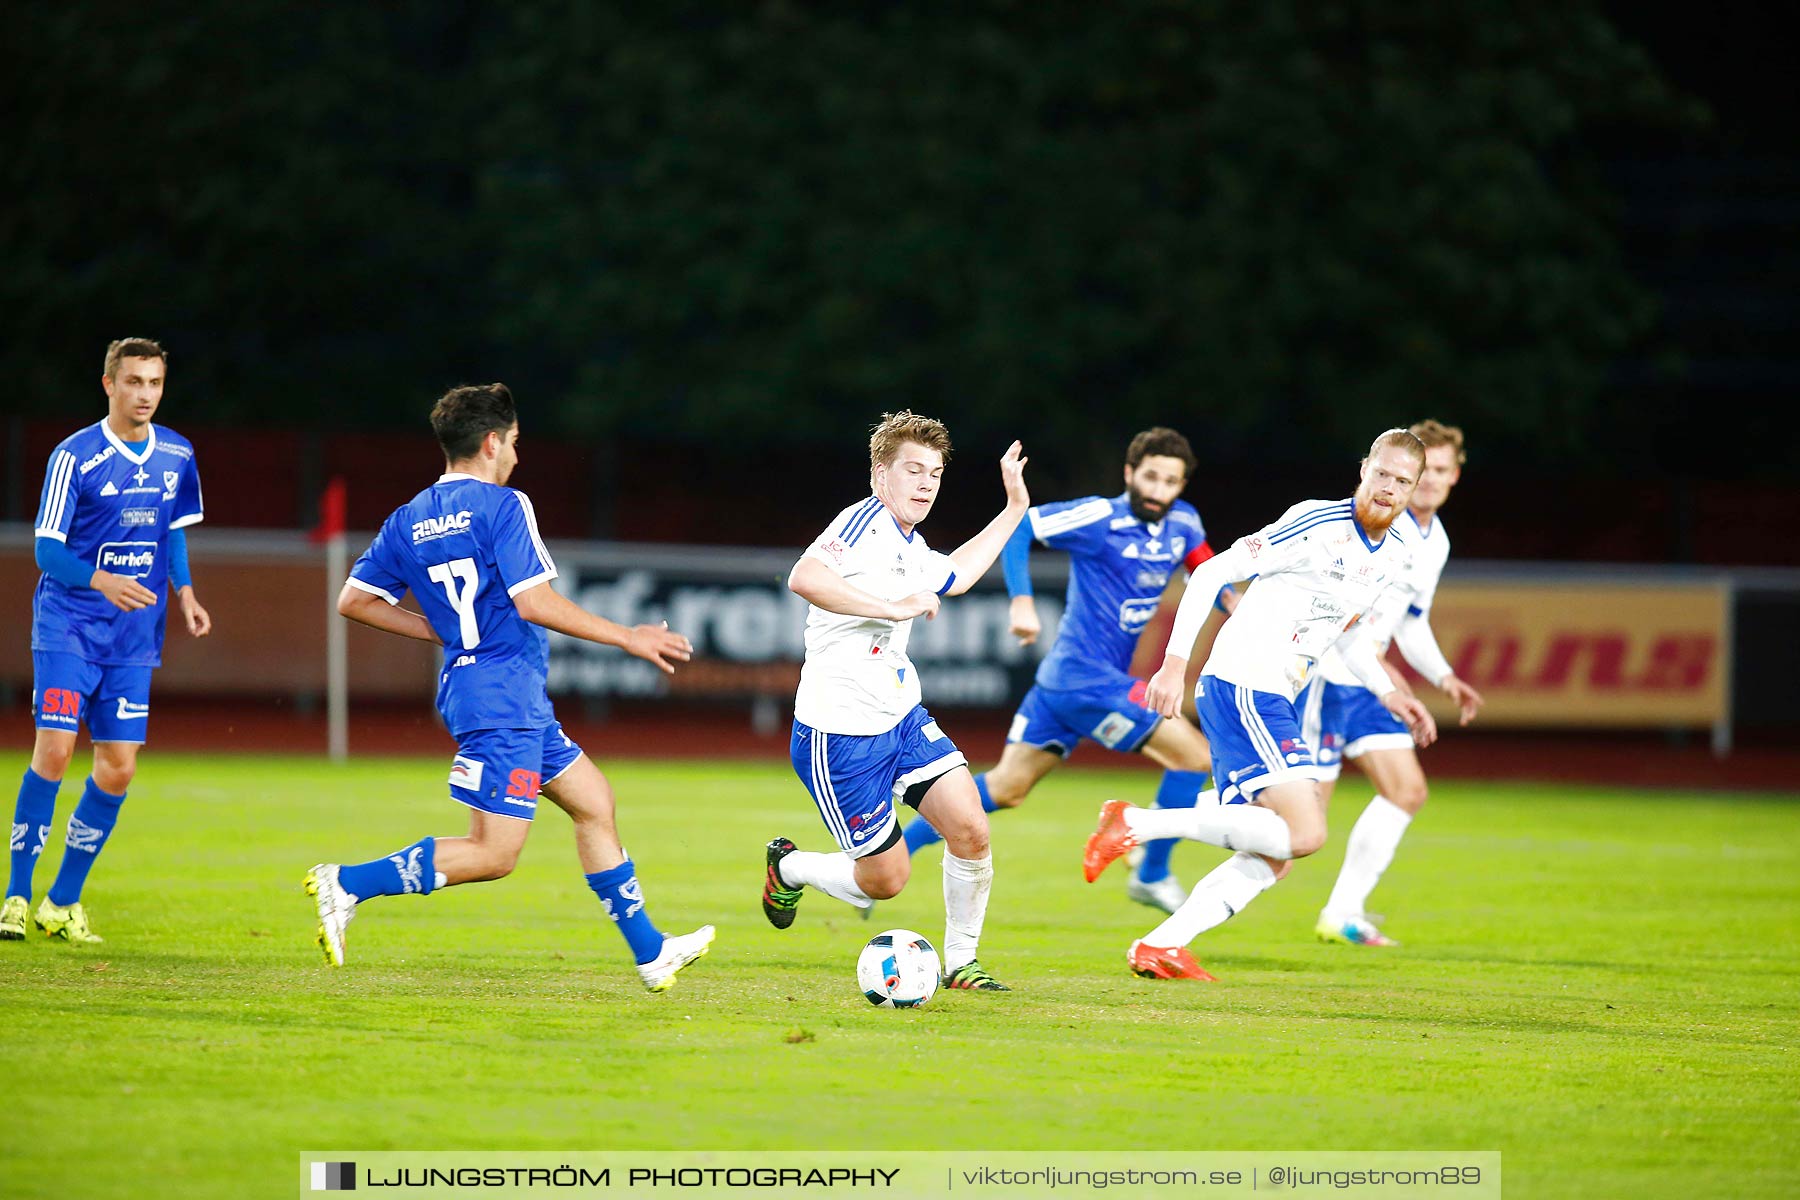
[[1124, 799, 1294, 859], [940, 850, 993, 974], [778, 849, 873, 909], [1323, 795, 1412, 920], [1144, 852, 1277, 947]]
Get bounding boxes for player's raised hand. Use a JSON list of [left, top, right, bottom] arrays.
[[92, 570, 158, 613], [1440, 673, 1484, 726], [625, 621, 693, 674], [1384, 692, 1438, 748], [998, 440, 1029, 509], [890, 591, 941, 622], [178, 587, 212, 637], [1143, 657, 1187, 719], [1008, 594, 1041, 646]]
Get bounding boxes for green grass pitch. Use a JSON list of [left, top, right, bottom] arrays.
[[2, 750, 1796, 1198]]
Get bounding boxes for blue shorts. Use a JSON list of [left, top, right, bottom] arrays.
[[1194, 675, 1328, 804], [791, 704, 968, 858], [1299, 679, 1414, 780], [32, 651, 155, 743], [449, 723, 583, 820], [1007, 672, 1162, 759]]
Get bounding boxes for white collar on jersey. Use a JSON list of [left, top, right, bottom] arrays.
[[436, 471, 481, 483], [99, 419, 158, 465]]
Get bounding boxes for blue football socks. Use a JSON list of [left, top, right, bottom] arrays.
[[586, 859, 664, 964], [47, 777, 125, 907], [7, 768, 60, 899], [1135, 771, 1210, 883], [338, 837, 438, 901]]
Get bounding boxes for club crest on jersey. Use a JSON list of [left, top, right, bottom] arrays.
[[163, 470, 180, 499], [412, 510, 473, 543]]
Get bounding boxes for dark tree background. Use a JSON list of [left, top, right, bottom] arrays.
[[4, 1, 1792, 547]]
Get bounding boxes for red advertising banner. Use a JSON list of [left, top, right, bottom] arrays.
[[1405, 580, 1730, 728]]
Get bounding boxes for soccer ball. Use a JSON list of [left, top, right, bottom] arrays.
[[856, 929, 941, 1008]]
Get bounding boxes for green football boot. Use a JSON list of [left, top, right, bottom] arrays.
[[34, 898, 103, 944], [0, 894, 30, 941]]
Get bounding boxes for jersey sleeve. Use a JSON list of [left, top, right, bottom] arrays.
[[1231, 501, 1340, 576], [170, 448, 204, 530], [492, 490, 559, 597], [1174, 503, 1214, 573], [33, 447, 79, 542], [347, 516, 410, 605], [1027, 496, 1113, 553], [922, 548, 958, 596], [1408, 556, 1443, 623], [999, 518, 1034, 596], [1336, 618, 1399, 698]]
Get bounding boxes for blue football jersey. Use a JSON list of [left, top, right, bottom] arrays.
[[348, 473, 559, 736], [1028, 493, 1207, 690], [32, 420, 204, 666]]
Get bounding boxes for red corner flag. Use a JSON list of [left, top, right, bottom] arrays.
[[309, 477, 347, 544]]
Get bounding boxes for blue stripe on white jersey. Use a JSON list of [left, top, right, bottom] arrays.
[[843, 498, 886, 546], [835, 496, 878, 536], [1267, 500, 1352, 540], [1267, 510, 1353, 546]]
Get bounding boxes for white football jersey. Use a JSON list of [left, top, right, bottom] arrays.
[[793, 496, 959, 735], [1169, 498, 1412, 699], [1320, 508, 1455, 687]]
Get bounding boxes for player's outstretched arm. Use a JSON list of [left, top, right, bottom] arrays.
[[788, 556, 940, 622], [338, 583, 440, 643], [943, 441, 1030, 595], [511, 580, 692, 673]]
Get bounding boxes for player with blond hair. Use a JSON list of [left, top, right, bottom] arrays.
[[1083, 429, 1437, 980], [762, 412, 1029, 990], [1303, 419, 1483, 947]]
